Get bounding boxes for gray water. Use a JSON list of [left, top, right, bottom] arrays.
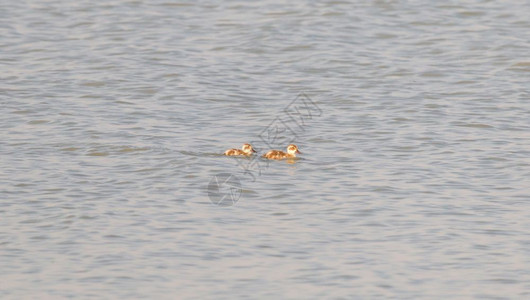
[[2, 0, 530, 299]]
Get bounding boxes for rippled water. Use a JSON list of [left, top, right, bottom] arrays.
[[2, 0, 530, 298]]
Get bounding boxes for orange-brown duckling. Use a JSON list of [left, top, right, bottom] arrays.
[[224, 143, 257, 156], [262, 144, 301, 160]]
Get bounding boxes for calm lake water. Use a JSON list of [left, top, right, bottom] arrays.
[[2, 0, 530, 299]]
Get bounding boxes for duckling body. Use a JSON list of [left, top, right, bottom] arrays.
[[224, 143, 256, 156], [262, 144, 301, 160]]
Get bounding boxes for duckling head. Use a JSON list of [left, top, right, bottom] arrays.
[[287, 144, 301, 155], [242, 143, 257, 154]]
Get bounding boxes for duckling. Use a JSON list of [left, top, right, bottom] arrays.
[[224, 143, 256, 156], [262, 144, 301, 160]]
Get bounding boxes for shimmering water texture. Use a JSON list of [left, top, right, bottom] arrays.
[[2, 1, 530, 299]]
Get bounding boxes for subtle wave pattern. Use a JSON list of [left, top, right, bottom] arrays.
[[2, 0, 530, 299]]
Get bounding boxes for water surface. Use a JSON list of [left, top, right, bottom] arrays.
[[2, 0, 530, 299]]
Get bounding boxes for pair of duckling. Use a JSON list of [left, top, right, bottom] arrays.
[[224, 143, 301, 160]]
